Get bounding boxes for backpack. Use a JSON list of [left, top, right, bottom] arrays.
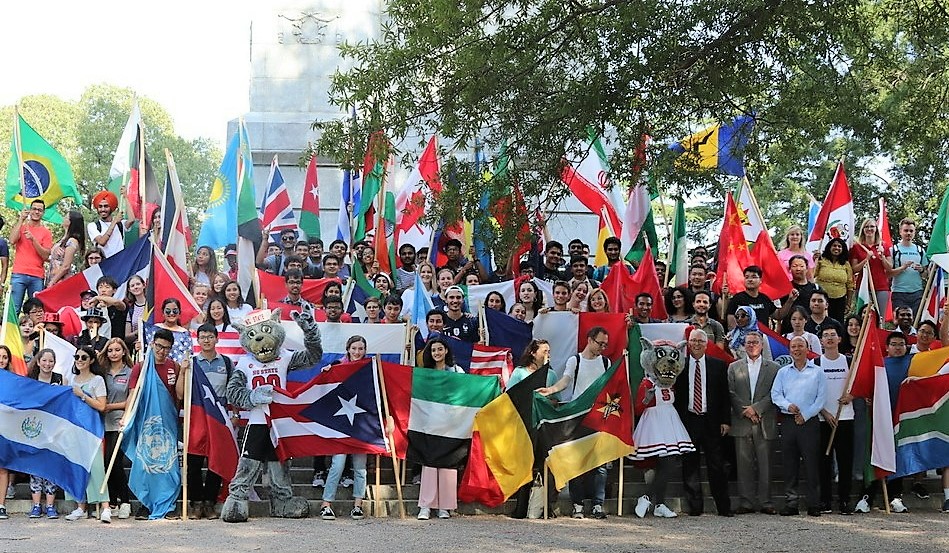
[[893, 243, 925, 268], [94, 219, 124, 240], [569, 353, 610, 396]]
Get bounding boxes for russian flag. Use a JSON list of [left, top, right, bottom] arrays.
[[187, 359, 239, 480], [0, 370, 104, 500]]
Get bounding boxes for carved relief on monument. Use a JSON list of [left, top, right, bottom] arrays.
[[277, 11, 339, 45]]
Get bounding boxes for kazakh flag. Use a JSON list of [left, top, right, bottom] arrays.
[[198, 130, 240, 249], [5, 113, 80, 223]]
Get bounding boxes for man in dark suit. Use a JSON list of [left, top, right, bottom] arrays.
[[675, 328, 733, 516], [727, 331, 780, 514]]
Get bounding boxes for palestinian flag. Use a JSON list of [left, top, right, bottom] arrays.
[[458, 367, 546, 507], [406, 368, 501, 468], [894, 372, 949, 477], [535, 358, 634, 489]]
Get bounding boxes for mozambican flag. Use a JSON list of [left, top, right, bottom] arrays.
[[0, 370, 104, 500], [269, 358, 388, 459]]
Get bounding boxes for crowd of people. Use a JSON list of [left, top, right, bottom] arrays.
[[1, 191, 947, 522]]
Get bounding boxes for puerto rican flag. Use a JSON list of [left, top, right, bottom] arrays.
[[187, 360, 239, 479], [268, 358, 389, 459]]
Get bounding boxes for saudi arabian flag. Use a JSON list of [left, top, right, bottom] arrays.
[[406, 368, 501, 468], [5, 113, 80, 223], [927, 187, 949, 271], [668, 198, 688, 286]]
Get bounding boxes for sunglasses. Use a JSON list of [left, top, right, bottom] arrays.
[[164, 308, 180, 315], [74, 354, 90, 361]]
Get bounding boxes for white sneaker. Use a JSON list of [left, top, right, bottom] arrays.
[[341, 475, 355, 488], [654, 504, 678, 518], [635, 495, 651, 518], [117, 503, 131, 519], [437, 509, 450, 519], [417, 507, 430, 520], [311, 471, 325, 487], [65, 508, 87, 521], [5, 484, 14, 499], [854, 496, 870, 513], [100, 507, 112, 523], [572, 503, 584, 519], [890, 498, 908, 513]]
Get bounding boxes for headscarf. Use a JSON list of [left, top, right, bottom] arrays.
[[729, 305, 759, 353], [92, 190, 118, 211]]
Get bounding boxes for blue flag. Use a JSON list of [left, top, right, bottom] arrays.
[[412, 271, 435, 339], [483, 307, 532, 360], [121, 349, 181, 519], [198, 131, 241, 248], [0, 371, 104, 500]]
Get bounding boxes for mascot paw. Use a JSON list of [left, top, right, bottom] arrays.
[[271, 497, 310, 519], [249, 385, 275, 406], [222, 498, 249, 523], [292, 305, 317, 330]]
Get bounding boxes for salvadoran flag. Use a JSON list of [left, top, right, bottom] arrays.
[[0, 370, 104, 500]]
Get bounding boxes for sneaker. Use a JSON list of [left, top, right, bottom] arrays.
[[311, 471, 326, 488], [635, 495, 651, 518], [942, 498, 949, 513], [854, 496, 870, 513], [411, 474, 422, 486], [591, 505, 606, 519], [341, 475, 355, 488], [65, 508, 87, 521], [912, 482, 930, 499], [319, 505, 336, 520], [100, 507, 112, 524], [0, 506, 8, 520], [5, 485, 14, 499], [839, 504, 854, 515], [437, 509, 451, 519], [417, 507, 430, 520], [654, 504, 678, 518], [572, 503, 584, 519], [820, 503, 833, 514], [117, 503, 131, 520], [890, 498, 908, 513], [45, 505, 59, 519], [134, 505, 151, 520], [28, 504, 42, 518], [351, 505, 365, 520]]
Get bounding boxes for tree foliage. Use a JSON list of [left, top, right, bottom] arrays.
[[1, 84, 221, 237], [314, 0, 949, 249]]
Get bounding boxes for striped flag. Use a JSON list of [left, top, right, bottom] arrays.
[[260, 155, 298, 244], [192, 331, 243, 358], [1, 291, 28, 375], [893, 373, 949, 477], [160, 151, 192, 270], [806, 161, 854, 251], [921, 267, 945, 324], [300, 154, 320, 240], [467, 345, 514, 389], [561, 135, 623, 266]]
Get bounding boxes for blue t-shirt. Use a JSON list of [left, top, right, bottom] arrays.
[[0, 237, 9, 258], [891, 243, 927, 293]]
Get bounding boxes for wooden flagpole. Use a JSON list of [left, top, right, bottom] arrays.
[[375, 354, 405, 518], [13, 106, 25, 202], [374, 454, 382, 517], [181, 354, 193, 521], [542, 462, 549, 519], [139, 123, 147, 226], [617, 456, 625, 517], [825, 307, 872, 455], [912, 265, 937, 328], [100, 348, 147, 494]]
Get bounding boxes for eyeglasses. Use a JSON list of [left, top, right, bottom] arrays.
[[164, 308, 180, 315], [29, 207, 45, 212], [74, 354, 90, 361], [153, 343, 171, 351], [198, 335, 216, 341], [593, 340, 608, 348], [29, 309, 44, 315], [282, 236, 296, 241]]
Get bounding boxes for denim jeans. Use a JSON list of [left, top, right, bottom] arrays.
[[322, 453, 367, 502], [10, 273, 43, 314], [568, 463, 607, 506]]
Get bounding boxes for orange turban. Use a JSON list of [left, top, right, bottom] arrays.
[[92, 190, 118, 210]]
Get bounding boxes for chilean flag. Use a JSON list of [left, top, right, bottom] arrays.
[[269, 358, 389, 459], [187, 361, 239, 480]]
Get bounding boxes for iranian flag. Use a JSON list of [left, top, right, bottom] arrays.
[[406, 368, 501, 468], [561, 135, 624, 266], [807, 161, 854, 252]]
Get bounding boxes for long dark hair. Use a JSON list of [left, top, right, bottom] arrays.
[[422, 336, 455, 369], [0, 344, 12, 371], [822, 237, 850, 264], [484, 291, 507, 312], [60, 209, 87, 257], [518, 280, 545, 313], [664, 287, 694, 317], [206, 298, 232, 330], [517, 339, 549, 368], [72, 344, 105, 377], [27, 348, 56, 380]]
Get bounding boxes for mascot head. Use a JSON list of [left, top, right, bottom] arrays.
[[234, 308, 287, 364], [640, 337, 686, 388]]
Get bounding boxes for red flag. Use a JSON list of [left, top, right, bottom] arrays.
[[849, 312, 885, 399], [806, 162, 854, 250], [468, 345, 514, 389], [300, 154, 320, 239], [150, 251, 201, 325], [878, 197, 893, 252], [380, 361, 413, 460], [749, 229, 793, 299], [187, 359, 239, 480], [712, 192, 752, 296], [394, 136, 439, 242], [578, 312, 630, 362], [256, 269, 340, 306]]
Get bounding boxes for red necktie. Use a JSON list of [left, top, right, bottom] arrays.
[[692, 358, 703, 413]]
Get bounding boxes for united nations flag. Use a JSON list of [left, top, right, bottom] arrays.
[[121, 348, 181, 519]]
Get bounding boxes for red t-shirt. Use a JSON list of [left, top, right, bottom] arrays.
[[129, 358, 180, 402], [12, 223, 52, 278], [850, 243, 890, 291]]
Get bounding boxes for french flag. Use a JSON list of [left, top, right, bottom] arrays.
[[187, 360, 239, 480], [269, 358, 389, 459], [0, 370, 104, 500]]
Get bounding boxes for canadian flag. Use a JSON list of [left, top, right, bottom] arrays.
[[806, 161, 854, 252]]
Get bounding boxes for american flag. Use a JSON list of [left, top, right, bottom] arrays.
[[468, 344, 513, 389]]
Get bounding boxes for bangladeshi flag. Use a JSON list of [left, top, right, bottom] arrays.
[[534, 358, 634, 489]]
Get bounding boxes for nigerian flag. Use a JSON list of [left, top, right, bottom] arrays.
[[406, 368, 501, 468], [669, 198, 688, 286], [5, 113, 80, 223]]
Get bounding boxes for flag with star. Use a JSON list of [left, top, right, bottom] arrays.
[[300, 153, 320, 240], [268, 358, 389, 458], [711, 191, 752, 296], [534, 357, 634, 489], [186, 359, 239, 480]]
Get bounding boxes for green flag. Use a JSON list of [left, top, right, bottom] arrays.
[[5, 113, 80, 223], [668, 199, 688, 286], [928, 187, 949, 270]]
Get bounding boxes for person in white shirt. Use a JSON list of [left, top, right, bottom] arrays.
[[87, 191, 130, 258], [816, 325, 855, 515]]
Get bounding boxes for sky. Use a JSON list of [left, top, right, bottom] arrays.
[[0, 1, 253, 147]]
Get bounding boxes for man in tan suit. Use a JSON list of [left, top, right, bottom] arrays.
[[727, 330, 780, 514]]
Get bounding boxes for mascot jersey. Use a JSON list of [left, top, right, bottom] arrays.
[[236, 350, 293, 424], [632, 378, 695, 459]]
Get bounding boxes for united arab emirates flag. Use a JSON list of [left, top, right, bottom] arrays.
[[458, 366, 547, 506], [407, 368, 501, 468], [535, 358, 635, 489]]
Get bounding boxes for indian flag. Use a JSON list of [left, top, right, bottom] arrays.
[[406, 368, 501, 468]]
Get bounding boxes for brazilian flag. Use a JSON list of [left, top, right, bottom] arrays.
[[5, 113, 81, 223]]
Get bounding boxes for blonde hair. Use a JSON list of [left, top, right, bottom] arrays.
[[857, 218, 880, 245]]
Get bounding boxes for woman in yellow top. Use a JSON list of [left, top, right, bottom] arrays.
[[814, 237, 854, 322]]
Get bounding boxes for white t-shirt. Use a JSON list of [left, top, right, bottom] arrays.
[[87, 219, 125, 258], [819, 354, 854, 421], [561, 354, 608, 402]]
